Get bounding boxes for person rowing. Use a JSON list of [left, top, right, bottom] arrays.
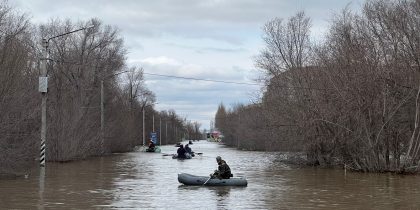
[[210, 156, 232, 179], [176, 144, 187, 159], [146, 139, 155, 152], [184, 144, 195, 157]]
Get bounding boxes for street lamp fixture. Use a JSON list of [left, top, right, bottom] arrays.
[[38, 24, 95, 167]]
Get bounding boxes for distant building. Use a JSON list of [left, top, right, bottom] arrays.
[[206, 130, 223, 142]]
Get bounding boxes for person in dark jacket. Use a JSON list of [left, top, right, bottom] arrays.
[[184, 144, 195, 157], [146, 139, 155, 152], [176, 144, 187, 159], [211, 156, 232, 179]]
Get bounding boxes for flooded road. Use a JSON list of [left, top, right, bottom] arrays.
[[1, 140, 420, 209]]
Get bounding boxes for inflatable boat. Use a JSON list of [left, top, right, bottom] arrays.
[[178, 173, 247, 186]]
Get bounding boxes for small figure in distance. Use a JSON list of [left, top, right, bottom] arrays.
[[146, 139, 155, 152], [210, 156, 233, 179], [185, 144, 195, 158], [176, 144, 187, 159]]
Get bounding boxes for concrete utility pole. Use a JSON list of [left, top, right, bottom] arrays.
[[38, 25, 94, 167], [100, 71, 127, 154], [39, 38, 48, 167], [100, 80, 104, 152], [159, 117, 161, 146], [142, 106, 145, 145]]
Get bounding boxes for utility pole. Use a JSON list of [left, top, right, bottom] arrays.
[[152, 114, 155, 132], [100, 80, 104, 153], [38, 38, 48, 210], [165, 121, 168, 145], [159, 117, 161, 146], [39, 38, 48, 167], [142, 106, 145, 146], [237, 113, 241, 148], [100, 71, 127, 153]]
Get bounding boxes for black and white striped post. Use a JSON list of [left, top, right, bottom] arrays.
[[40, 139, 46, 166]]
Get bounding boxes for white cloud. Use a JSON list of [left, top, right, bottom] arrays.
[[138, 56, 182, 66], [133, 56, 245, 81], [137, 55, 261, 129]]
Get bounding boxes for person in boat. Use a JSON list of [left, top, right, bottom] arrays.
[[184, 144, 195, 157], [176, 144, 187, 159], [210, 156, 232, 179], [146, 139, 155, 152]]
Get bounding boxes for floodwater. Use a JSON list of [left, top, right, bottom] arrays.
[[1, 140, 420, 209]]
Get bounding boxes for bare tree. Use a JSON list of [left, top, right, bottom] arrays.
[[256, 11, 312, 77], [0, 2, 36, 176], [220, 0, 420, 173]]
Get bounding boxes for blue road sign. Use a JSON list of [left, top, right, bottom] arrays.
[[150, 132, 157, 144]]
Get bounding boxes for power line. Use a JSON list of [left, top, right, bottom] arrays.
[[47, 59, 329, 91], [143, 72, 261, 86], [143, 72, 330, 91]]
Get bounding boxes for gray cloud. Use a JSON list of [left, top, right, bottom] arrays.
[[165, 42, 247, 54], [12, 0, 362, 129], [12, 0, 361, 43]]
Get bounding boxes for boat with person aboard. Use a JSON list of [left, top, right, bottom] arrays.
[[177, 173, 247, 186]]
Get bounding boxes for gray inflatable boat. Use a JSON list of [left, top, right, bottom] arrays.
[[178, 173, 247, 186]]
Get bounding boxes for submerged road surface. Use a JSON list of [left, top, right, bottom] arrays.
[[1, 140, 420, 209]]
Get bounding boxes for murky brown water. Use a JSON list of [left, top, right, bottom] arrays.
[[1, 140, 420, 209]]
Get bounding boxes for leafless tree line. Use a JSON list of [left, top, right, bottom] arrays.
[[0, 3, 201, 176], [217, 0, 419, 173]]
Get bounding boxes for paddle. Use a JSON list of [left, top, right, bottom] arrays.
[[163, 152, 202, 157], [203, 176, 211, 185]]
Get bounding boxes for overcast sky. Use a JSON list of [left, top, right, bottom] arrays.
[[12, 0, 362, 130]]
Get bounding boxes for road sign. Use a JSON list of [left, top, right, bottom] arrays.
[[150, 132, 157, 144], [39, 76, 48, 93]]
